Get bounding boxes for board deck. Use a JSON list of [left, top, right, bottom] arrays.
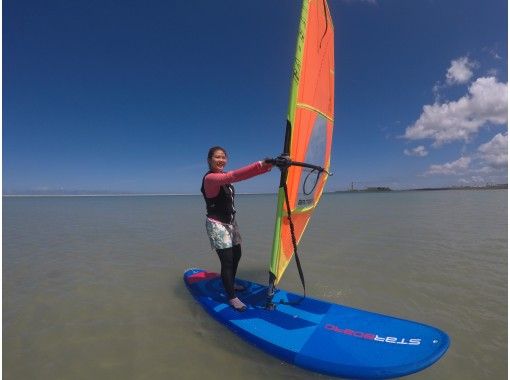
[[184, 268, 449, 379]]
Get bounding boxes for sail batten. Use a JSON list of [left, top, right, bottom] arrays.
[[269, 0, 335, 286], [296, 103, 334, 121]]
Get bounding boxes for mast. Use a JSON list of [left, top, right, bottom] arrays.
[[267, 0, 334, 309], [267, 0, 309, 309]]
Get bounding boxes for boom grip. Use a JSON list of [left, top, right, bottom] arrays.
[[267, 155, 332, 176]]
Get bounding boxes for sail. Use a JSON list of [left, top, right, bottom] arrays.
[[269, 0, 334, 285]]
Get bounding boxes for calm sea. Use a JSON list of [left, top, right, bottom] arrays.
[[3, 190, 507, 379]]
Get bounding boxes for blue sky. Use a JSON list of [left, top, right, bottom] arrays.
[[4, 0, 508, 194]]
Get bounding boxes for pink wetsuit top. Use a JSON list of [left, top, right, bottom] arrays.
[[203, 161, 272, 198]]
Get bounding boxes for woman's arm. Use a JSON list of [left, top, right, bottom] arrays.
[[203, 161, 272, 198]]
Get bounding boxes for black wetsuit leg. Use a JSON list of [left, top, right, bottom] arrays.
[[232, 244, 242, 279], [216, 244, 243, 300]]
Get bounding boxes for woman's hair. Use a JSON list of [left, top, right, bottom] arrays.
[[207, 146, 227, 160]]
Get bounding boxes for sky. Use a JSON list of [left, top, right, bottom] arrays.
[[4, 0, 508, 194]]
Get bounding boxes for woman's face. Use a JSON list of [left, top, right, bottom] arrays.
[[209, 150, 227, 172]]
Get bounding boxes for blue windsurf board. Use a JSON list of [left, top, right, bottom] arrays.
[[183, 268, 449, 379]]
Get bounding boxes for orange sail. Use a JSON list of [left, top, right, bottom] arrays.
[[269, 0, 334, 285]]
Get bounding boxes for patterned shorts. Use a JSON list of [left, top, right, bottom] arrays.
[[205, 218, 242, 250]]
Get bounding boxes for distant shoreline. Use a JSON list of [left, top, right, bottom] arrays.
[[334, 184, 508, 193]]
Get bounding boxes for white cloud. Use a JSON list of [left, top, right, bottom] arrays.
[[471, 176, 485, 183], [404, 77, 508, 146], [477, 132, 508, 169], [423, 133, 507, 178], [458, 176, 485, 185], [446, 57, 476, 85], [425, 156, 471, 176], [404, 145, 428, 157]]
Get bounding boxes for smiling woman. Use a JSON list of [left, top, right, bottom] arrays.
[[208, 146, 227, 172], [200, 146, 272, 311]]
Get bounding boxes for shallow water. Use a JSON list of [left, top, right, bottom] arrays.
[[3, 190, 507, 379]]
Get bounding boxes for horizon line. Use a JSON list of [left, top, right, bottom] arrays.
[[3, 184, 507, 198]]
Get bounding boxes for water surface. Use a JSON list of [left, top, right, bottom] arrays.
[[3, 190, 507, 379]]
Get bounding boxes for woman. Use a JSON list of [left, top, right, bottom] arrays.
[[201, 146, 272, 311]]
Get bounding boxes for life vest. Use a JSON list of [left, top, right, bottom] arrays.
[[200, 171, 236, 224]]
